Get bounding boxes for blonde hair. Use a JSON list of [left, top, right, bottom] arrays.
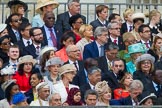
[[122, 32, 134, 42], [79, 24, 93, 38], [149, 10, 161, 20], [123, 8, 134, 19]]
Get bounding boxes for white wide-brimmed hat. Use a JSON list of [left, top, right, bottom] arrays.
[[132, 12, 145, 21], [36, 0, 59, 13], [58, 64, 76, 76], [0, 24, 7, 33], [18, 55, 37, 65], [135, 54, 155, 64], [1, 79, 16, 92], [39, 46, 57, 57], [0, 65, 15, 75]]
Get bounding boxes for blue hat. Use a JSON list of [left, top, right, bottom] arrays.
[[12, 92, 27, 104], [128, 43, 147, 54]]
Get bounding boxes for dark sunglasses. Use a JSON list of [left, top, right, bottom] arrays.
[[12, 19, 22, 23]]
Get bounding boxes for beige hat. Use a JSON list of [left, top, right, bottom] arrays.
[[36, 82, 49, 92], [58, 64, 76, 76], [95, 81, 110, 96], [18, 55, 37, 65], [0, 65, 15, 75], [36, 0, 59, 13], [1, 80, 16, 92], [39, 46, 57, 57], [132, 12, 145, 21], [0, 24, 7, 33]]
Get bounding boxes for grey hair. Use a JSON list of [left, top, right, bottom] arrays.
[[105, 42, 119, 51], [84, 89, 98, 101], [94, 26, 108, 39], [107, 21, 119, 29], [129, 80, 144, 91], [67, 0, 80, 7], [66, 45, 72, 54], [48, 93, 61, 102]]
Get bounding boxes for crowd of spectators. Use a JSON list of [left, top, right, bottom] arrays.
[[0, 0, 162, 107]]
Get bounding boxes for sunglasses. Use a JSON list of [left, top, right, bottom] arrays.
[[12, 19, 22, 23]]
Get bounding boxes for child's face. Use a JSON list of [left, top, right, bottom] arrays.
[[143, 98, 153, 106], [126, 13, 133, 23], [73, 92, 81, 102]]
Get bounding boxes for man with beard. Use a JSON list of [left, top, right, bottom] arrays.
[[41, 11, 61, 50], [23, 27, 45, 59]]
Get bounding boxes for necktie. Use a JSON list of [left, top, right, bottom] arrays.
[[114, 39, 117, 44], [36, 46, 40, 55], [145, 43, 149, 48], [73, 62, 78, 71], [12, 64, 17, 72], [129, 26, 133, 32], [27, 41, 30, 46], [157, 85, 161, 96], [100, 45, 104, 57], [48, 28, 57, 47], [15, 31, 20, 41]]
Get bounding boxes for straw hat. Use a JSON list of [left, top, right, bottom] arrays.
[[18, 55, 37, 65], [7, 0, 28, 12], [132, 12, 145, 21], [135, 54, 155, 64], [0, 24, 7, 33], [39, 46, 57, 57], [58, 64, 76, 76], [1, 79, 16, 92], [36, 0, 59, 13], [0, 65, 15, 75]]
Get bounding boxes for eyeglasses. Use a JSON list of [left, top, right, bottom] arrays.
[[142, 30, 151, 33], [111, 28, 120, 30], [141, 61, 151, 65], [70, 49, 80, 52], [1, 42, 10, 45], [33, 33, 43, 36], [75, 22, 83, 24], [47, 17, 55, 20], [12, 19, 22, 23], [114, 65, 123, 67]]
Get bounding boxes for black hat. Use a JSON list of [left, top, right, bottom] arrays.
[[138, 91, 156, 105], [8, 0, 28, 12]]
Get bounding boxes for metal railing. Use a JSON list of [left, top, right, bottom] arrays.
[[0, 2, 162, 24]]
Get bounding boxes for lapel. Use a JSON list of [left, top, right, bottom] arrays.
[[93, 41, 99, 57]]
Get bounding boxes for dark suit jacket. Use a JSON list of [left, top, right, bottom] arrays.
[[16, 40, 26, 57], [80, 83, 91, 101], [7, 27, 21, 44], [23, 44, 45, 59], [137, 40, 152, 48], [55, 11, 86, 36], [97, 56, 111, 77], [64, 60, 87, 87], [102, 71, 120, 91], [108, 36, 124, 51], [120, 22, 128, 36], [90, 19, 108, 32], [24, 88, 33, 104], [110, 96, 133, 105], [41, 26, 61, 50], [83, 41, 99, 60]]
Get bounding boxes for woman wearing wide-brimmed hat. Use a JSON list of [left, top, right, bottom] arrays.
[[133, 54, 155, 92], [12, 55, 37, 92], [53, 64, 79, 103], [32, 0, 59, 27]]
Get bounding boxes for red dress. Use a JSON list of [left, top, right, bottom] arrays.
[[12, 71, 31, 92], [113, 88, 130, 99], [74, 33, 81, 43]]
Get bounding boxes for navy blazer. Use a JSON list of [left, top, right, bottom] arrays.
[[7, 27, 21, 44], [24, 88, 34, 104], [80, 83, 91, 101], [90, 19, 108, 32], [55, 11, 86, 36], [23, 44, 45, 59], [110, 96, 133, 105], [41, 26, 61, 50], [83, 41, 99, 60], [16, 40, 26, 57], [120, 22, 128, 36], [108, 36, 125, 51], [64, 60, 87, 87]]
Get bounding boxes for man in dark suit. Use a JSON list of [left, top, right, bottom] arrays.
[[41, 11, 61, 50], [17, 22, 32, 56], [64, 45, 85, 87], [102, 58, 125, 91], [23, 27, 45, 59], [80, 66, 101, 101], [83, 26, 108, 60], [7, 13, 22, 44], [97, 42, 119, 77], [90, 5, 109, 32], [110, 80, 143, 105], [108, 22, 124, 51], [138, 24, 152, 48], [55, 0, 86, 36]]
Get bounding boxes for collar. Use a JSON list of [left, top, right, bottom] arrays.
[[95, 41, 103, 47], [141, 39, 150, 44], [69, 59, 78, 64], [110, 36, 118, 41], [68, 12, 72, 17], [126, 22, 133, 27], [12, 28, 18, 33], [149, 24, 157, 29], [22, 38, 32, 44], [89, 82, 95, 89], [98, 18, 106, 25], [9, 59, 18, 65], [33, 43, 41, 49]]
